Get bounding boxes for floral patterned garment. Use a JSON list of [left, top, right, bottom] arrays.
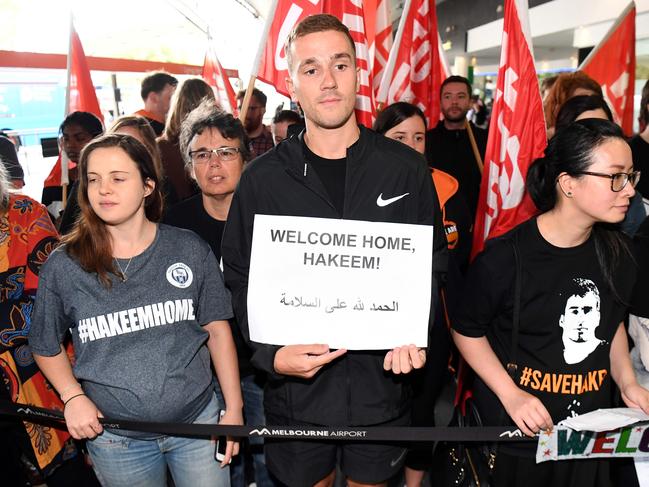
[[0, 194, 75, 476]]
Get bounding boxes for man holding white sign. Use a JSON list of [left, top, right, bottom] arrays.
[[222, 14, 447, 487]]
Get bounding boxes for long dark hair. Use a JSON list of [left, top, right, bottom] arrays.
[[373, 102, 427, 134], [63, 134, 163, 287], [555, 95, 613, 133], [527, 118, 631, 301], [59, 111, 104, 137]]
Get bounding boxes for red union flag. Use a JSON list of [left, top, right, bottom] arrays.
[[324, 0, 376, 127], [202, 42, 238, 115], [68, 27, 102, 120], [256, 0, 323, 96], [44, 22, 103, 188], [376, 0, 443, 127], [471, 0, 547, 258], [580, 3, 635, 136], [366, 0, 393, 97]]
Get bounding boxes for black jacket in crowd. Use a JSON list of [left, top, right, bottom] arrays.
[[222, 126, 448, 426], [425, 120, 487, 219]]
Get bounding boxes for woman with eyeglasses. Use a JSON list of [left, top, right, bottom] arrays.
[[164, 101, 278, 487], [163, 101, 249, 262], [452, 119, 649, 486], [28, 133, 243, 487], [555, 95, 646, 236]]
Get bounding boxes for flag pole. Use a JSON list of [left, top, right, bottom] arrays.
[[438, 32, 452, 78], [62, 12, 74, 209], [578, 1, 634, 69], [239, 0, 279, 123], [376, 0, 412, 105], [465, 119, 484, 174]]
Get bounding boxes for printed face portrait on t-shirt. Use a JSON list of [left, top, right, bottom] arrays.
[[559, 278, 602, 364]]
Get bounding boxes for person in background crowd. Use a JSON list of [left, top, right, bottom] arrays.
[[134, 71, 178, 136], [0, 135, 24, 188], [165, 101, 277, 487], [237, 88, 274, 159], [630, 80, 649, 200], [630, 216, 649, 391], [453, 119, 649, 486], [43, 112, 104, 225], [223, 14, 447, 487], [554, 95, 646, 235], [374, 102, 469, 487], [0, 129, 22, 152], [271, 109, 303, 145], [554, 95, 613, 134], [426, 75, 487, 219], [543, 71, 602, 138], [374, 102, 471, 271], [467, 95, 487, 129], [110, 115, 179, 209], [540, 75, 559, 103], [29, 134, 243, 487], [158, 78, 215, 202], [0, 162, 98, 486]]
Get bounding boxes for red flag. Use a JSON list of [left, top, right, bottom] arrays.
[[580, 3, 635, 136], [202, 42, 238, 115], [376, 0, 444, 127], [323, 0, 376, 127], [367, 0, 393, 98], [471, 0, 547, 258], [438, 32, 451, 80], [256, 0, 324, 97], [44, 22, 103, 188]]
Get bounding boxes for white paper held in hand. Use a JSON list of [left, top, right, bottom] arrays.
[[247, 215, 434, 350]]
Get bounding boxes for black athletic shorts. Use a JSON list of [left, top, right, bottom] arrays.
[[264, 413, 409, 486]]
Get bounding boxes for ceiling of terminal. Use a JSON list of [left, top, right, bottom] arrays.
[[1, 0, 647, 79]]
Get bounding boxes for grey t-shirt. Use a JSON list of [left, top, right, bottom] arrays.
[[29, 224, 233, 433]]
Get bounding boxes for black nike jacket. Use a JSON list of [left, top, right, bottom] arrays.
[[222, 126, 448, 426]]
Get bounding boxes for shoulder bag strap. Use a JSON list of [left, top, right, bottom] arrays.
[[506, 236, 522, 379]]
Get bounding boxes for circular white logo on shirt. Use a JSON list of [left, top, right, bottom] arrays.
[[166, 263, 193, 288]]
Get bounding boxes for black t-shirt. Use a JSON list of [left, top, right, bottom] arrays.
[[146, 117, 165, 137], [453, 218, 635, 455], [630, 135, 649, 198], [163, 194, 256, 376], [163, 194, 225, 261], [425, 120, 487, 219], [303, 141, 347, 217]]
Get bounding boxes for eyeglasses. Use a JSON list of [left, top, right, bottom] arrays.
[[573, 170, 641, 192], [189, 147, 241, 164]]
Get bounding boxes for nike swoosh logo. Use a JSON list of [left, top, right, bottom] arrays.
[[376, 192, 410, 207], [389, 448, 407, 467]]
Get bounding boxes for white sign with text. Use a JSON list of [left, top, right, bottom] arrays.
[[247, 215, 433, 350]]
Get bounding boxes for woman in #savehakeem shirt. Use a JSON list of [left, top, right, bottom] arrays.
[[453, 119, 649, 486]]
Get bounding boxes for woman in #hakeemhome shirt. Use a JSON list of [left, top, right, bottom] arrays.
[[29, 134, 243, 487]]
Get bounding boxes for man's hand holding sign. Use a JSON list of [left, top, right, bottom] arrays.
[[274, 344, 425, 379], [274, 344, 348, 379]]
